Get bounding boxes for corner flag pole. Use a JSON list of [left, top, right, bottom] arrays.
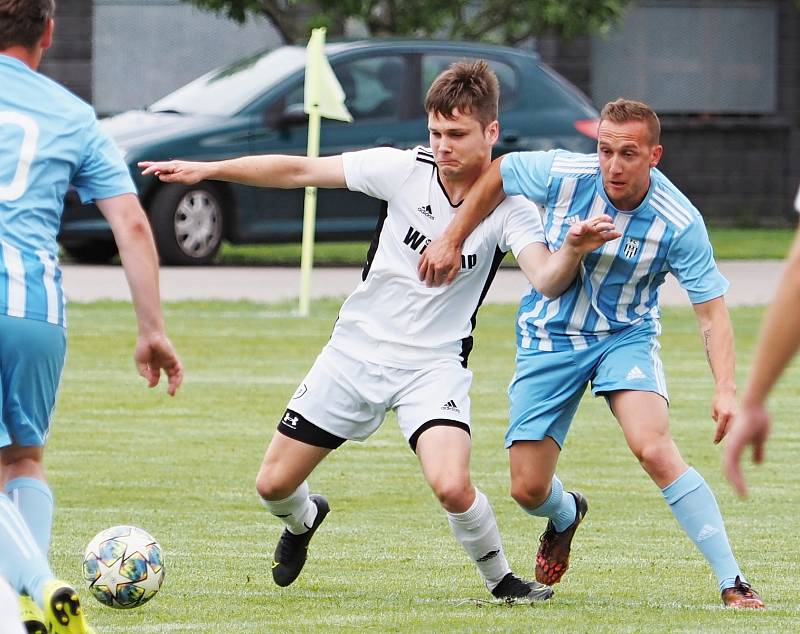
[[298, 28, 352, 316]]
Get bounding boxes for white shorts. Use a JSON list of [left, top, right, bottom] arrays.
[[286, 344, 472, 444]]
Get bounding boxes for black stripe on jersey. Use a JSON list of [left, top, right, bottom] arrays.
[[418, 147, 434, 157], [437, 170, 463, 208], [361, 200, 389, 281], [416, 157, 436, 167], [460, 246, 506, 368]]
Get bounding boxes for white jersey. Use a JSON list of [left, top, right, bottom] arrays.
[[334, 146, 545, 368]]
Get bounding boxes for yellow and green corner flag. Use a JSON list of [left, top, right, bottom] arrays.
[[298, 27, 352, 316]]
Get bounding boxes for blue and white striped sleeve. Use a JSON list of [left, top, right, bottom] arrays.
[[499, 150, 556, 204], [666, 219, 729, 304]]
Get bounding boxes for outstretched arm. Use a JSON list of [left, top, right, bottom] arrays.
[[139, 155, 346, 189], [515, 216, 621, 298], [417, 157, 506, 286], [692, 296, 736, 444], [95, 193, 183, 395], [724, 227, 800, 496]]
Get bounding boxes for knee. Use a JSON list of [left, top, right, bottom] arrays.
[[255, 465, 294, 501], [430, 476, 473, 513], [634, 440, 681, 480], [510, 478, 551, 510]]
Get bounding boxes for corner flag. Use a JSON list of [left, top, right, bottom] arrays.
[[298, 28, 352, 317]]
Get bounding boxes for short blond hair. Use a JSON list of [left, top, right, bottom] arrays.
[[600, 98, 661, 146]]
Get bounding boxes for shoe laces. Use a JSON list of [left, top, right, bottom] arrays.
[[538, 522, 557, 552], [733, 577, 755, 597], [495, 573, 533, 598], [275, 529, 307, 560]]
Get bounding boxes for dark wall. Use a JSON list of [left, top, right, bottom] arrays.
[[539, 1, 800, 226], [38, 0, 92, 103]]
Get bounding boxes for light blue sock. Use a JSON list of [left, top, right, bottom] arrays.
[[0, 494, 52, 606], [5, 477, 54, 556], [661, 467, 742, 591], [521, 475, 577, 533]]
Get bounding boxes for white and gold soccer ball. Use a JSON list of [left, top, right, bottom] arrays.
[[82, 525, 165, 609]]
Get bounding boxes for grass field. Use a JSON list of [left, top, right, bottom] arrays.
[[214, 227, 798, 267], [46, 300, 800, 633]]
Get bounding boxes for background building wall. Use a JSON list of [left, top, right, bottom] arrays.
[[539, 0, 800, 226], [39, 0, 800, 225], [92, 0, 280, 115], [39, 0, 93, 102]]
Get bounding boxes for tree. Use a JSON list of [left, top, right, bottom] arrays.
[[184, 0, 632, 45]]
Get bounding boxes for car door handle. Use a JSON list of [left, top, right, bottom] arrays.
[[374, 137, 396, 147], [502, 130, 520, 144]]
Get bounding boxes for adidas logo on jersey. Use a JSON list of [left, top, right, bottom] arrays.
[[696, 524, 719, 542], [626, 366, 647, 381], [566, 215, 580, 225], [417, 204, 434, 220], [441, 399, 460, 413]]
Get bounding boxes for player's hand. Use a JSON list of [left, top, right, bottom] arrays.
[[134, 332, 184, 396], [138, 160, 209, 185], [710, 389, 737, 443], [564, 215, 621, 254], [722, 403, 771, 498], [418, 236, 462, 287]]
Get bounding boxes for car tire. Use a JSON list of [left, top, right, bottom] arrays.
[[62, 240, 119, 264], [149, 182, 225, 266]]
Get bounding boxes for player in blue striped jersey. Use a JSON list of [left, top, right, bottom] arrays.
[[0, 2, 183, 631], [419, 98, 764, 608]]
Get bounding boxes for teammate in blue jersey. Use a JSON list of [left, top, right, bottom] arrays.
[[0, 2, 183, 632], [418, 98, 764, 608], [724, 183, 800, 496]]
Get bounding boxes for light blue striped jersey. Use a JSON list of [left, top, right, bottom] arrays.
[[0, 54, 135, 327], [501, 149, 728, 352]]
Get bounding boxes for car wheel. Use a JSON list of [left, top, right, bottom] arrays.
[[62, 240, 119, 264], [149, 183, 225, 265]]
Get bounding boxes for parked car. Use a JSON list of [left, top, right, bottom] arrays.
[[59, 39, 599, 265]]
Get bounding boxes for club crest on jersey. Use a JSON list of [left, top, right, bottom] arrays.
[[417, 204, 434, 220], [623, 237, 640, 259], [566, 215, 580, 225]]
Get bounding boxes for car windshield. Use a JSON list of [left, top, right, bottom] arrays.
[[147, 47, 306, 116]]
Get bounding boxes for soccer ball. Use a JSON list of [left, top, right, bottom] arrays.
[[82, 525, 165, 609]]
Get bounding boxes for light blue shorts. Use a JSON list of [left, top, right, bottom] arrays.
[[0, 314, 66, 448], [506, 325, 668, 449]]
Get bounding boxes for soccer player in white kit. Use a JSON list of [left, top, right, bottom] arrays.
[[140, 61, 618, 602]]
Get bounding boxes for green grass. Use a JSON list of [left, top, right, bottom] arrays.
[[46, 301, 800, 632], [216, 227, 797, 267]]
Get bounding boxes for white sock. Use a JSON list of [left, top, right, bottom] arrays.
[[260, 481, 318, 535], [447, 489, 511, 589]]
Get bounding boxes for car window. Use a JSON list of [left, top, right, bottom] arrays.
[[149, 47, 306, 116], [421, 55, 519, 111], [332, 56, 408, 121]]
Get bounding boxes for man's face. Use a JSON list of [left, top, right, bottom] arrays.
[[597, 119, 662, 211], [428, 108, 497, 179]]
